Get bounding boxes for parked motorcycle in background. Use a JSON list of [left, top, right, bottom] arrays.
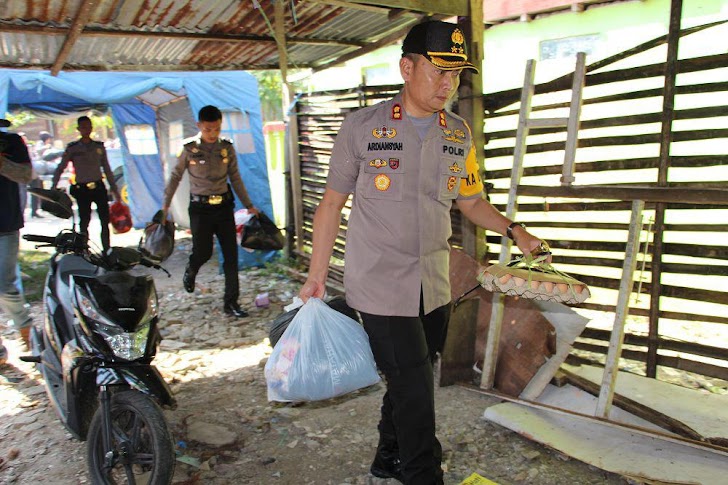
[[21, 188, 176, 484]]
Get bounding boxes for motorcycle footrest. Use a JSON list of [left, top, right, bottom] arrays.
[[19, 355, 41, 363]]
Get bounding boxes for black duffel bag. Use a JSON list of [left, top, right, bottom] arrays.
[[241, 212, 284, 251], [269, 295, 359, 347]]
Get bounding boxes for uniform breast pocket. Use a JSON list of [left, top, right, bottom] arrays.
[[359, 157, 405, 201], [438, 157, 465, 200], [188, 156, 211, 177]]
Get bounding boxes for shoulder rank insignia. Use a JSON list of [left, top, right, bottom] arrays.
[[438, 112, 447, 128], [392, 104, 402, 120], [96, 148, 103, 154], [221, 148, 228, 157], [374, 174, 391, 191], [372, 126, 397, 139]]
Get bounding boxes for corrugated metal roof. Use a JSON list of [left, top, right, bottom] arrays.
[[0, 0, 428, 72], [0, 0, 621, 73]]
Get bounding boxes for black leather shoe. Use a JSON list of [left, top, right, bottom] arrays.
[[223, 302, 248, 318], [183, 265, 196, 293], [370, 450, 403, 481]]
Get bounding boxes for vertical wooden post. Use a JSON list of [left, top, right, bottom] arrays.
[[459, 3, 485, 259], [647, 0, 683, 378], [561, 52, 586, 186], [596, 200, 645, 418], [480, 60, 536, 390]]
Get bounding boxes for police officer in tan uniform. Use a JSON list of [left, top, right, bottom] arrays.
[[299, 22, 547, 483], [162, 105, 259, 318], [51, 116, 120, 251]]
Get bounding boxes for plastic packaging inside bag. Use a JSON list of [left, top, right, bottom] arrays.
[[264, 298, 380, 402]]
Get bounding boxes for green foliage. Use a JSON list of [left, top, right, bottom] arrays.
[[252, 70, 308, 122], [18, 250, 51, 303], [3, 112, 36, 129]]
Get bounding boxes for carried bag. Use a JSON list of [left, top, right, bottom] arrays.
[[268, 295, 359, 348], [139, 210, 175, 263], [265, 298, 380, 402], [109, 201, 133, 234], [240, 212, 284, 250]]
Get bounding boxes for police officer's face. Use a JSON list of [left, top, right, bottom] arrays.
[[198, 119, 222, 143], [400, 54, 461, 117], [77, 119, 93, 138]]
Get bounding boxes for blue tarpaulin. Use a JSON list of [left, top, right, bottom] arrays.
[[1, 69, 275, 268]]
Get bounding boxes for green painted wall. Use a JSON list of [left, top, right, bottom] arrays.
[[309, 0, 728, 93], [482, 0, 728, 93]]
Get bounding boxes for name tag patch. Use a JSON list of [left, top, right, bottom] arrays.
[[368, 141, 403, 151]]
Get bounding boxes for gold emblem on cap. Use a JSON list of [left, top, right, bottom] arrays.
[[374, 174, 391, 191], [452, 29, 465, 46]]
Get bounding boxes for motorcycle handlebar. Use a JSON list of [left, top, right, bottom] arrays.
[[23, 234, 57, 244]]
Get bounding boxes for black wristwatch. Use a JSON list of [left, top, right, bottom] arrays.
[[506, 222, 526, 241]]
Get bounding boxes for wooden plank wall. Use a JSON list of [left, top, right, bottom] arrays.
[[292, 33, 728, 381], [482, 32, 728, 380]]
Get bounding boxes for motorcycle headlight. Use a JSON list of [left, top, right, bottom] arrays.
[[76, 289, 150, 360]]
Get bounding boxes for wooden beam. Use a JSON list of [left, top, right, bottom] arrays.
[[52, 0, 98, 75], [516, 185, 728, 205], [648, 0, 683, 379], [457, 1, 485, 259], [343, 0, 467, 17], [0, 23, 364, 48], [596, 200, 644, 418]]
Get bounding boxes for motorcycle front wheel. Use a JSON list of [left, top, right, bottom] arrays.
[[87, 390, 174, 484]]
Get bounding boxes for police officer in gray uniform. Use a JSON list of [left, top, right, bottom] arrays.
[[51, 116, 120, 251], [162, 105, 259, 318], [299, 21, 547, 484]]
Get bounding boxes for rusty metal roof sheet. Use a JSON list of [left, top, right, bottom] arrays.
[[0, 0, 620, 74]]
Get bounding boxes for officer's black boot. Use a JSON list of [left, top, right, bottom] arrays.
[[183, 264, 197, 293], [370, 435, 402, 481]]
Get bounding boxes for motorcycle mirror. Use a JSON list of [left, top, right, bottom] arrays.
[[28, 188, 74, 219]]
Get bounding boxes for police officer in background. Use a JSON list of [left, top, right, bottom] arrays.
[[51, 116, 120, 251], [0, 117, 34, 362], [162, 105, 259, 318], [299, 21, 547, 483]]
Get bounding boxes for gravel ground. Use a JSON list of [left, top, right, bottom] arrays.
[[0, 221, 629, 484]]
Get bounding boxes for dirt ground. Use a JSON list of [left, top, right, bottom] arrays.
[[0, 219, 628, 485]]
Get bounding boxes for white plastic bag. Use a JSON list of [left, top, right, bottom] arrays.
[[264, 298, 380, 402], [234, 208, 255, 245]]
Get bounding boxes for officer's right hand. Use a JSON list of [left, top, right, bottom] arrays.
[[299, 277, 326, 302]]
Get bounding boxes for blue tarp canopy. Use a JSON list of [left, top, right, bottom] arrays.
[[0, 69, 275, 268]]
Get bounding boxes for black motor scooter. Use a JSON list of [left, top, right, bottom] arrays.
[[21, 188, 177, 485]]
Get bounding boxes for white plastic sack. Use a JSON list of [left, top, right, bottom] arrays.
[[264, 298, 380, 402], [234, 209, 255, 245]]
